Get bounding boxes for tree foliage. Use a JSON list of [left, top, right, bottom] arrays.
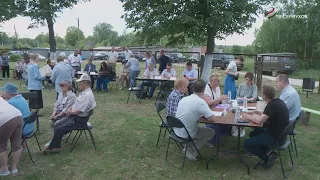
[[0, 0, 26, 22], [65, 26, 85, 47]]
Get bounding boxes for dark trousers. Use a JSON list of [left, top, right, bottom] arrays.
[[139, 80, 159, 97], [2, 66, 9, 78], [187, 83, 194, 95], [243, 128, 275, 162], [90, 76, 95, 89], [49, 116, 87, 149]]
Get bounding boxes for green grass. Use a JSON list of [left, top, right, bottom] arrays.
[[1, 60, 320, 180]]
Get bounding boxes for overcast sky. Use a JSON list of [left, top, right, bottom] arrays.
[[0, 0, 265, 46]]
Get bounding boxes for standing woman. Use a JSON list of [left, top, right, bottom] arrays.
[[1, 51, 10, 79], [27, 54, 46, 110], [97, 61, 112, 92], [224, 56, 244, 99], [144, 52, 156, 69]]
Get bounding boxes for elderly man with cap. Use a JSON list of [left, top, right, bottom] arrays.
[[1, 83, 33, 137], [44, 74, 96, 152]]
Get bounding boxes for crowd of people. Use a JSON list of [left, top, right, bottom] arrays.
[[0, 49, 303, 176]]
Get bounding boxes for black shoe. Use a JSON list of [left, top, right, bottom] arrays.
[[264, 152, 278, 169], [245, 152, 257, 157]]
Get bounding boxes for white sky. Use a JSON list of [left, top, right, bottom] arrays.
[[0, 0, 264, 46]]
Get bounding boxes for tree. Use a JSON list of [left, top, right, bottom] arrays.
[[120, 0, 271, 82], [232, 45, 242, 54], [93, 23, 116, 45], [0, 0, 26, 22], [21, 0, 89, 61], [65, 26, 85, 47]]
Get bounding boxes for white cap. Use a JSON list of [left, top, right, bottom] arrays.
[[76, 73, 91, 82], [60, 52, 66, 58]]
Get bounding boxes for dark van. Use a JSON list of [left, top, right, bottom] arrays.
[[257, 53, 297, 77]]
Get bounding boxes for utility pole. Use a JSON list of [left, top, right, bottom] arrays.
[[77, 17, 80, 43]]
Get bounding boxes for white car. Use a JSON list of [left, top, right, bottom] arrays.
[[38, 54, 47, 61]]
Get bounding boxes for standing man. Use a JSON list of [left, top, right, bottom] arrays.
[[158, 50, 170, 74], [124, 47, 133, 61], [276, 74, 301, 122], [108, 47, 118, 72], [182, 62, 198, 95], [51, 56, 73, 99], [68, 50, 82, 77], [1, 51, 10, 79]]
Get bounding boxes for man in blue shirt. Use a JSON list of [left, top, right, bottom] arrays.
[[158, 50, 170, 73], [182, 62, 198, 95], [1, 83, 33, 136], [276, 74, 301, 121], [1, 51, 10, 79]]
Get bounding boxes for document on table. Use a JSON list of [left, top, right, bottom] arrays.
[[240, 106, 256, 110], [212, 111, 223, 116]]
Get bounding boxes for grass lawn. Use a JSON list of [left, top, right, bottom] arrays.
[[1, 60, 320, 180]]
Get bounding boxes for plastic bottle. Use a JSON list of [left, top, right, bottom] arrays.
[[235, 106, 240, 121], [228, 91, 232, 104], [243, 96, 247, 112]]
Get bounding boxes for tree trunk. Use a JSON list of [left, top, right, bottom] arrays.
[[46, 16, 57, 62], [200, 27, 215, 83]]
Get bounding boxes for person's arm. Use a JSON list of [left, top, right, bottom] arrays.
[[187, 69, 197, 81], [281, 93, 294, 110], [237, 84, 242, 98], [248, 85, 258, 102], [33, 65, 45, 81], [152, 57, 156, 68], [125, 60, 130, 68], [199, 100, 216, 122], [203, 95, 221, 107], [242, 113, 269, 125], [50, 67, 57, 82]]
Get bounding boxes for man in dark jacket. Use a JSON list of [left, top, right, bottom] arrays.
[[158, 50, 170, 73], [1, 51, 10, 79]]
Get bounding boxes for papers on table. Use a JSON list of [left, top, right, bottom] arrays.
[[170, 77, 176, 81], [155, 75, 162, 80], [215, 104, 231, 110], [212, 111, 223, 116], [89, 72, 98, 75]]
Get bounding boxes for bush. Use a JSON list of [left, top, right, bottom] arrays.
[[9, 54, 22, 62]]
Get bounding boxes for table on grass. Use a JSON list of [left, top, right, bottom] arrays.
[[199, 103, 262, 175], [135, 76, 176, 82]]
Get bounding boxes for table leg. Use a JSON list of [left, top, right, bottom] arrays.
[[237, 126, 250, 175], [206, 125, 220, 169]]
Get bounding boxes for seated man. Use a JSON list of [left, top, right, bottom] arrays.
[[242, 85, 289, 169], [182, 62, 198, 95], [160, 62, 176, 79], [84, 59, 96, 89], [139, 63, 159, 98], [276, 74, 301, 121], [166, 78, 189, 117], [44, 74, 96, 152], [173, 79, 216, 160]]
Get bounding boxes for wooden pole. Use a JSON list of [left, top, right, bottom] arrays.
[[256, 55, 263, 92]]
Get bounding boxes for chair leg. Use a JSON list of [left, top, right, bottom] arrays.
[[277, 145, 294, 179], [156, 127, 162, 147], [24, 140, 36, 163], [126, 91, 131, 103], [254, 159, 263, 169], [165, 138, 171, 160], [70, 131, 83, 152], [71, 130, 80, 144], [34, 134, 42, 151], [292, 135, 298, 158], [191, 141, 203, 160], [163, 129, 167, 139], [83, 130, 88, 139], [65, 131, 73, 143], [181, 143, 187, 169], [88, 129, 97, 150]]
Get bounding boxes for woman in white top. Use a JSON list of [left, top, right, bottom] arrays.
[[144, 51, 156, 69], [0, 97, 23, 176], [203, 73, 228, 108], [224, 56, 244, 99]]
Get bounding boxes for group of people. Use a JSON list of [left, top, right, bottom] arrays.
[[165, 63, 301, 170]]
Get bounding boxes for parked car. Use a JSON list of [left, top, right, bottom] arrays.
[[117, 52, 126, 62], [212, 54, 244, 71], [38, 54, 47, 61], [133, 52, 144, 61], [94, 52, 108, 60], [169, 53, 186, 63], [257, 53, 297, 77], [189, 54, 200, 63]]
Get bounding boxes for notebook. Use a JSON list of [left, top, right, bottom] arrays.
[[215, 104, 231, 110]]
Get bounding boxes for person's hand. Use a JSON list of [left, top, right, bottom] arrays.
[[241, 113, 251, 120], [50, 114, 56, 120], [219, 95, 228, 101], [234, 72, 239, 77]]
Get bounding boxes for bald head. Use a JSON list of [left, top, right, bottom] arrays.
[[276, 74, 289, 91], [175, 78, 189, 94]]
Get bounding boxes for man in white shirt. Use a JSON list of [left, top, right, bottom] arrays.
[[182, 62, 198, 95], [174, 79, 216, 160], [160, 62, 176, 79], [108, 47, 118, 72], [68, 50, 82, 77], [124, 47, 133, 61], [139, 63, 159, 98]]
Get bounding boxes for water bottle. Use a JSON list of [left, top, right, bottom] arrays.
[[243, 96, 248, 112], [235, 106, 240, 121], [228, 91, 232, 104]]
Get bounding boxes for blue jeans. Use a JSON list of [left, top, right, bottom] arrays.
[[129, 70, 140, 87], [243, 128, 275, 162], [96, 76, 109, 91], [139, 80, 159, 97]]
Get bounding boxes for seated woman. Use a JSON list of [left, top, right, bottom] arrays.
[[0, 96, 23, 176], [97, 61, 112, 92], [237, 72, 258, 102], [202, 73, 229, 145], [118, 60, 129, 89]]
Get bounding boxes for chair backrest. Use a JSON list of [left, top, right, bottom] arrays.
[[155, 101, 166, 113], [24, 111, 38, 125], [285, 111, 302, 134], [160, 81, 174, 91], [20, 92, 37, 100], [278, 120, 296, 141], [166, 116, 185, 128]]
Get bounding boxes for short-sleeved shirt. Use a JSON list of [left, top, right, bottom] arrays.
[[227, 61, 237, 73], [279, 85, 301, 121], [174, 94, 214, 138], [54, 91, 77, 113], [108, 51, 118, 64], [204, 84, 221, 99], [182, 68, 198, 83], [263, 98, 289, 138], [126, 58, 140, 72], [161, 69, 177, 77], [68, 54, 82, 67], [166, 89, 185, 117], [0, 97, 22, 127], [237, 83, 258, 99], [72, 88, 96, 117], [144, 68, 159, 77]]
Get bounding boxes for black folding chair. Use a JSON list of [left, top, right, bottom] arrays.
[[126, 76, 142, 104], [155, 81, 174, 103], [254, 120, 295, 178], [109, 71, 119, 90], [65, 110, 97, 152], [20, 92, 40, 133], [155, 101, 172, 147], [287, 111, 302, 158], [8, 111, 41, 163], [165, 116, 203, 169]]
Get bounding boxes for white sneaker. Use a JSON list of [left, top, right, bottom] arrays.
[[44, 140, 51, 147], [240, 129, 246, 137], [232, 129, 239, 137], [182, 148, 197, 160]]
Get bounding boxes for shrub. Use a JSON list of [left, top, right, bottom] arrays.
[[9, 54, 22, 62]]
